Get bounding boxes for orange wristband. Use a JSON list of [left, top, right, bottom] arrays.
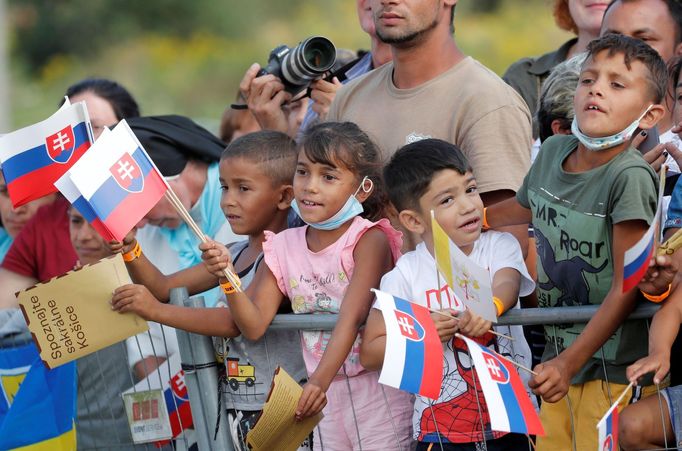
[[482, 207, 490, 230], [492, 296, 505, 317], [220, 277, 242, 295], [640, 284, 672, 303], [122, 241, 141, 262]]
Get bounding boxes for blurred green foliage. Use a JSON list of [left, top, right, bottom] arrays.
[[7, 0, 570, 131]]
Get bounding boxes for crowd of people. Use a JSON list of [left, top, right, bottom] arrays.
[[5, 0, 682, 450]]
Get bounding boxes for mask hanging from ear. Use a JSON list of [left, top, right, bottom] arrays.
[[291, 176, 373, 231]]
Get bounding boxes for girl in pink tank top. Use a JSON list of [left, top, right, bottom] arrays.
[[207, 122, 413, 450]]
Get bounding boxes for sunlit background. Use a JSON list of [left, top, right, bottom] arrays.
[[3, 0, 572, 133]]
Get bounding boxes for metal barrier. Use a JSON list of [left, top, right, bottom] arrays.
[[0, 298, 673, 450]]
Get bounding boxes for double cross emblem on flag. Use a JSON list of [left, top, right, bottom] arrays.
[[110, 153, 144, 193], [394, 310, 425, 342], [45, 125, 75, 164]]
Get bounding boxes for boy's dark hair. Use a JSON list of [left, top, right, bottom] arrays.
[[586, 33, 668, 103], [384, 139, 471, 213], [605, 0, 682, 44], [222, 130, 297, 187], [299, 121, 388, 222], [62, 78, 140, 120]]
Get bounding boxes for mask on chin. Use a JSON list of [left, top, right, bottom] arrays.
[[571, 105, 652, 152], [291, 176, 373, 231]]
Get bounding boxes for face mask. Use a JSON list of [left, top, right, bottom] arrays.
[[571, 105, 652, 152], [291, 176, 373, 231]]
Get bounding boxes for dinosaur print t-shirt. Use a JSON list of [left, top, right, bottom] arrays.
[[517, 134, 658, 384]]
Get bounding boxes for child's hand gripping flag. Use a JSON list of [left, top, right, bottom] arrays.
[[431, 211, 497, 322], [66, 120, 168, 241], [374, 289, 444, 400], [459, 334, 545, 436], [0, 100, 93, 207], [622, 166, 666, 292]]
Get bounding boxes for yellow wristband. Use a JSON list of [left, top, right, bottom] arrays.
[[640, 284, 672, 303], [492, 296, 505, 317], [122, 241, 141, 262], [220, 277, 242, 295], [482, 207, 490, 230]]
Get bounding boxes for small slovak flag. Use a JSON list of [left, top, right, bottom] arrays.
[[374, 289, 443, 400]]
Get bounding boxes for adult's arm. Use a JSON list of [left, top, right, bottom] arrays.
[[0, 268, 38, 309]]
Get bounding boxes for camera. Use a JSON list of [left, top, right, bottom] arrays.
[[258, 36, 337, 95]]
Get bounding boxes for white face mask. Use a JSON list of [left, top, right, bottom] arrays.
[[571, 105, 652, 152], [291, 176, 373, 231]]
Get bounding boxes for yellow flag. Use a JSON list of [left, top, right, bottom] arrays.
[[431, 211, 454, 289]]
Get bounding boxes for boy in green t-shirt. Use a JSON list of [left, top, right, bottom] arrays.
[[485, 33, 668, 450]]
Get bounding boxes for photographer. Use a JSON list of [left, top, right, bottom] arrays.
[[239, 0, 391, 137]]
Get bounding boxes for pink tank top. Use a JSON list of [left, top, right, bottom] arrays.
[[263, 216, 402, 376]]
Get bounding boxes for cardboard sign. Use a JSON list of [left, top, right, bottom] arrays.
[[17, 254, 148, 368]]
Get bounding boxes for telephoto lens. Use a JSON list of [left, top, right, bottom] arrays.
[[260, 36, 337, 95]]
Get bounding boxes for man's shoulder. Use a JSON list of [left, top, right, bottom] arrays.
[[334, 63, 391, 98]]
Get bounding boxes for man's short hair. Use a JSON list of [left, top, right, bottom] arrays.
[[605, 0, 682, 44], [222, 130, 298, 187], [384, 138, 471, 213], [586, 33, 668, 103], [538, 53, 587, 142]]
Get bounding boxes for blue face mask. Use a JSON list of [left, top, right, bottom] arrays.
[[291, 177, 373, 231], [571, 105, 652, 152]]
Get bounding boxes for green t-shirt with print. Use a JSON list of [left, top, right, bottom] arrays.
[[517, 134, 658, 384]]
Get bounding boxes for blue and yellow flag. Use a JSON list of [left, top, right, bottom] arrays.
[[0, 346, 76, 450]]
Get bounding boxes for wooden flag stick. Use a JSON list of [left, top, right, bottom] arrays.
[[163, 190, 243, 292], [455, 333, 537, 375], [612, 381, 634, 408], [431, 308, 515, 341]]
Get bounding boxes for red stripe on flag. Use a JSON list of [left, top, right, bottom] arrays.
[[6, 142, 90, 207], [90, 217, 115, 242], [622, 245, 654, 292], [102, 171, 167, 241], [503, 357, 544, 436], [411, 303, 443, 400]]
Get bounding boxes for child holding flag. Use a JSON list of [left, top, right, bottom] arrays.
[[360, 139, 535, 450], [110, 131, 309, 449], [195, 122, 413, 450], [484, 34, 668, 450]]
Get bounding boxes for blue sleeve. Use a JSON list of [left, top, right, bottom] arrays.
[[665, 181, 682, 231]]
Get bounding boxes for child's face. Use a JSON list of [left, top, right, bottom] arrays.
[[293, 150, 365, 225], [0, 171, 55, 238], [68, 208, 110, 265], [219, 156, 288, 236], [574, 50, 654, 138], [413, 169, 483, 254]]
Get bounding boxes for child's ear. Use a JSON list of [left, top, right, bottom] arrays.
[[356, 178, 374, 204], [398, 209, 427, 235], [277, 185, 294, 210], [640, 104, 667, 130]]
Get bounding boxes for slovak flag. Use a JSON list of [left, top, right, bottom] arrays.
[[622, 168, 665, 292], [597, 402, 619, 451], [374, 289, 443, 400], [66, 120, 167, 241], [460, 335, 544, 436], [0, 101, 93, 207]]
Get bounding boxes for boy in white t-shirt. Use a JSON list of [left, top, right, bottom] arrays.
[[360, 139, 535, 451]]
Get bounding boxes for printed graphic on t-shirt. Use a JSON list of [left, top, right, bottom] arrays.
[[215, 337, 266, 398], [414, 283, 524, 443], [528, 188, 621, 359]]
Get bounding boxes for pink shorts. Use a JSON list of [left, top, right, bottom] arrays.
[[314, 371, 414, 451]]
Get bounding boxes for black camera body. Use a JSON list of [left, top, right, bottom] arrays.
[[258, 36, 336, 95]]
